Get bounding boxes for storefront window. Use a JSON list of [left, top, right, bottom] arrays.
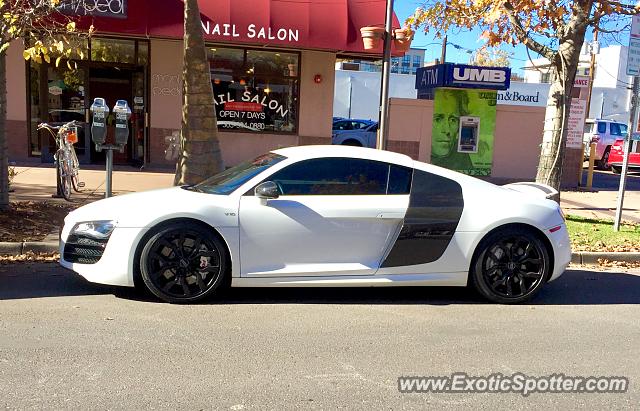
[[91, 38, 136, 64], [28, 61, 41, 156], [208, 47, 299, 133], [27, 37, 150, 159], [137, 41, 149, 66]]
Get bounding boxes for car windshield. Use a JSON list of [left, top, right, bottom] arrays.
[[192, 152, 286, 195]]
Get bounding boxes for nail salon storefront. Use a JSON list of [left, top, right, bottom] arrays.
[[5, 0, 398, 167]]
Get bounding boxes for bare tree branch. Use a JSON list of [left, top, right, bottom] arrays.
[[502, 1, 556, 59]]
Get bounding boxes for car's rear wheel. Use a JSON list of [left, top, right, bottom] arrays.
[[471, 227, 551, 304], [598, 147, 611, 170], [140, 222, 228, 303]]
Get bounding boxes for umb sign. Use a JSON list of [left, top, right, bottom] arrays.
[[627, 15, 640, 76], [416, 63, 511, 93], [450, 64, 509, 88]]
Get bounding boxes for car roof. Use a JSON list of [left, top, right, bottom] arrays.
[[586, 118, 625, 124], [272, 145, 413, 166]]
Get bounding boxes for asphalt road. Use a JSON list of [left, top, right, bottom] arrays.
[[1, 263, 639, 410], [580, 168, 640, 191]]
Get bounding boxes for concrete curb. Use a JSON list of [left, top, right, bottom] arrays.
[[571, 252, 640, 265], [0, 241, 59, 256]]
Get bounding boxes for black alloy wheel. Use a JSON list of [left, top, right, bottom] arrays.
[[140, 222, 227, 303], [472, 228, 550, 304]]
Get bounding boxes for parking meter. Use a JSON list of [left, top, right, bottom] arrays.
[[90, 97, 109, 147], [113, 100, 131, 147]]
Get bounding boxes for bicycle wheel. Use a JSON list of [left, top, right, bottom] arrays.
[[57, 149, 72, 201], [70, 148, 81, 192]]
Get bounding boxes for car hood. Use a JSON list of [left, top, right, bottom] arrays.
[[65, 186, 238, 229]]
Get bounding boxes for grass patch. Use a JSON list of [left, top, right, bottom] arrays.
[[566, 214, 640, 252]]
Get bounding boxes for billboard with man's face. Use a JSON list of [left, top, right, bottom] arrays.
[[431, 88, 497, 176]]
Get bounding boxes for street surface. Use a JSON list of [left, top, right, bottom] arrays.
[[1, 263, 639, 409]]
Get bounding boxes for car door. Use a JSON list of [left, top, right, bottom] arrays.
[[238, 157, 412, 277]]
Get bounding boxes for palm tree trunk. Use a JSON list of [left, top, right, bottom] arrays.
[[0, 51, 9, 210], [174, 0, 223, 185]]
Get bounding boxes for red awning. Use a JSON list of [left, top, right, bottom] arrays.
[[72, 0, 403, 55]]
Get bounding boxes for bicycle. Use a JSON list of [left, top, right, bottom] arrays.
[[38, 120, 84, 201]]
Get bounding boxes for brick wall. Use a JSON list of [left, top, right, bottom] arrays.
[[6, 120, 29, 162], [387, 140, 420, 160]]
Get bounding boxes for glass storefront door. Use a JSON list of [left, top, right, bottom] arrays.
[[27, 37, 149, 166]]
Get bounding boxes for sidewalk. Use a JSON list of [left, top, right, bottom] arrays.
[[10, 164, 174, 204], [8, 164, 640, 223]]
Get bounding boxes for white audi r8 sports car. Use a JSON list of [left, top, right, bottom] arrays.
[[60, 146, 571, 304]]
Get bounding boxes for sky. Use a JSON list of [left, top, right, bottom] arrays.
[[393, 1, 632, 75]]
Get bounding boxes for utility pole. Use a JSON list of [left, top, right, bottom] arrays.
[[585, 13, 599, 120], [615, 14, 640, 230], [440, 35, 448, 64], [614, 76, 639, 231], [376, 0, 394, 150]]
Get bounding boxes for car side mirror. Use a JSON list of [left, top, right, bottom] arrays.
[[255, 181, 280, 199]]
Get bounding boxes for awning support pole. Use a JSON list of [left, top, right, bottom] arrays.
[[377, 0, 394, 151]]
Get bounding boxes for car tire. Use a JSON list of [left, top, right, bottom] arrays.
[[342, 139, 362, 147], [597, 147, 611, 170], [471, 227, 551, 304], [139, 222, 228, 304]]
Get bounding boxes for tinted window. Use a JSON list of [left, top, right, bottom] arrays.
[[611, 123, 622, 136], [194, 153, 286, 195], [583, 122, 594, 134], [388, 165, 412, 194], [620, 124, 628, 136], [267, 158, 390, 195], [333, 121, 352, 131], [597, 122, 607, 133]]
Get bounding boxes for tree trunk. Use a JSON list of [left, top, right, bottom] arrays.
[[174, 0, 223, 185], [0, 51, 8, 210], [535, 8, 590, 196]]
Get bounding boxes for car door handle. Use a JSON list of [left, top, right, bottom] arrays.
[[376, 212, 405, 219]]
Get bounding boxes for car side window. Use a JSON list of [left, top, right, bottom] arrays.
[[333, 121, 352, 131], [388, 165, 412, 194], [610, 123, 622, 136], [620, 124, 629, 136], [597, 122, 607, 134], [267, 158, 392, 195]]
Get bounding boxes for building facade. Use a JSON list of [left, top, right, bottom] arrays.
[[524, 45, 632, 122], [336, 48, 426, 75], [5, 0, 401, 168]]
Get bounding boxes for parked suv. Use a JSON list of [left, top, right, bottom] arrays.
[[583, 119, 628, 169]]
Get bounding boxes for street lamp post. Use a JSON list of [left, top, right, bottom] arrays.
[[376, 0, 394, 150]]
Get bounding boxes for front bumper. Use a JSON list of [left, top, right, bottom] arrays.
[[59, 224, 143, 287]]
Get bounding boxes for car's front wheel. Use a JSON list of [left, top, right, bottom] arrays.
[[471, 227, 551, 304], [140, 222, 228, 303]]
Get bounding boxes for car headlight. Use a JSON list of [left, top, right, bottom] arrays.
[[71, 220, 116, 239]]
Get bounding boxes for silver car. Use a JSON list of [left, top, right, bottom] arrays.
[[332, 119, 378, 148]]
